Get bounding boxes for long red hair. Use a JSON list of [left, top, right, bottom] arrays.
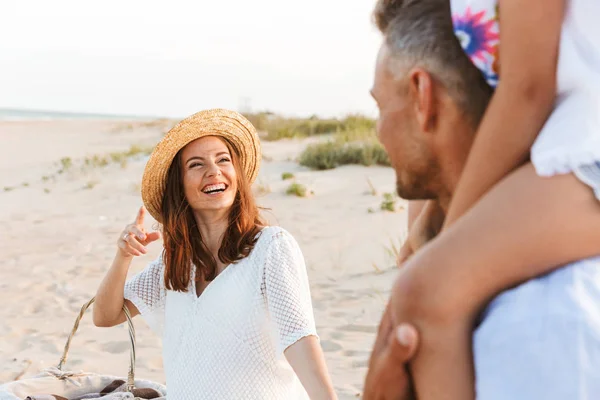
[[160, 138, 265, 292]]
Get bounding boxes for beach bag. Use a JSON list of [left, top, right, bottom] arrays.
[[0, 298, 167, 399]]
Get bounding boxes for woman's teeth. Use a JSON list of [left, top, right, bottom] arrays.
[[202, 183, 226, 194]]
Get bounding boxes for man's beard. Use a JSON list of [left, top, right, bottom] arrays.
[[395, 166, 440, 201]]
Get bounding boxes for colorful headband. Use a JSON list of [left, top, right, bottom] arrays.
[[451, 1, 500, 87]]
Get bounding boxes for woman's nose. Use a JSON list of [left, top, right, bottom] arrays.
[[206, 162, 222, 177]]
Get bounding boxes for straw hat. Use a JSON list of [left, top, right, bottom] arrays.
[[141, 108, 261, 223]]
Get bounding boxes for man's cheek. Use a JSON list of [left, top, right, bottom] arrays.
[[378, 123, 393, 151]]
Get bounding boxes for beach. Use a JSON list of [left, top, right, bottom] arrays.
[[0, 119, 406, 399]]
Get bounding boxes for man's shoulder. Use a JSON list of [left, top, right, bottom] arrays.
[[473, 257, 600, 400], [476, 255, 600, 332]]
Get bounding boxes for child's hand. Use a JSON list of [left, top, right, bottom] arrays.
[[364, 301, 420, 400]]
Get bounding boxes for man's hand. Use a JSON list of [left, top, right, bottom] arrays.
[[363, 302, 420, 400], [398, 200, 445, 266]]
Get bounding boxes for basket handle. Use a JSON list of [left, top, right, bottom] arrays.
[[57, 297, 137, 392]]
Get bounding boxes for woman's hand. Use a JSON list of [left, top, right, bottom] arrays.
[[117, 206, 161, 257]]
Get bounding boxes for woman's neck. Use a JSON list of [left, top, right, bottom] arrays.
[[193, 210, 229, 266]]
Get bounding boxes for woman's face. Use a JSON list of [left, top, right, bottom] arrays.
[[180, 136, 238, 215]]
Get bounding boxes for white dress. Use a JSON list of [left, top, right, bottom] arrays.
[[450, 0, 600, 179], [123, 226, 316, 400]]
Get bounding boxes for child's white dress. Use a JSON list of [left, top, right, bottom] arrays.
[[123, 226, 316, 400], [450, 0, 600, 196]]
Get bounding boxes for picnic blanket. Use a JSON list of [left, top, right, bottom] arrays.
[[24, 378, 164, 399]]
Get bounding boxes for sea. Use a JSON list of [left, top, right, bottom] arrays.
[[0, 108, 159, 121]]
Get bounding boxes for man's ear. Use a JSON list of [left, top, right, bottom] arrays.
[[408, 68, 436, 133]]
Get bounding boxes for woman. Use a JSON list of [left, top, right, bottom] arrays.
[[92, 109, 337, 399]]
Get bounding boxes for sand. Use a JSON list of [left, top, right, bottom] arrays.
[[0, 119, 406, 399]]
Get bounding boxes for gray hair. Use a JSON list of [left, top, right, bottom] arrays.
[[373, 0, 492, 127]]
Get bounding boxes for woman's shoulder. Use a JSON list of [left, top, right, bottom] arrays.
[[252, 225, 303, 259], [254, 227, 308, 279], [256, 225, 297, 246]]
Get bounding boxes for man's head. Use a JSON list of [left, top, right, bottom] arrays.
[[371, 0, 492, 201]]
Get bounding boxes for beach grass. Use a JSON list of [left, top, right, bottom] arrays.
[[299, 128, 389, 170], [244, 112, 376, 141], [380, 193, 396, 212], [286, 182, 308, 197]]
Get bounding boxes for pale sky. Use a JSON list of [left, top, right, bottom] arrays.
[[0, 1, 383, 119]]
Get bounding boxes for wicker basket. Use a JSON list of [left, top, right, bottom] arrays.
[[0, 298, 167, 399]]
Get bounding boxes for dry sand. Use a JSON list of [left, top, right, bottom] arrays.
[[0, 120, 407, 399]]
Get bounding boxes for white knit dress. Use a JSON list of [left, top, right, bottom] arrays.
[[123, 226, 317, 400]]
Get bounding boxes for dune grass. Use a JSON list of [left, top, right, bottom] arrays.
[[244, 112, 376, 141], [286, 182, 308, 197], [254, 180, 272, 196], [244, 111, 388, 170], [299, 128, 390, 170], [380, 193, 396, 212], [35, 143, 157, 189]]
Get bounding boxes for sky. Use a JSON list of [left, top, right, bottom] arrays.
[[0, 1, 383, 119]]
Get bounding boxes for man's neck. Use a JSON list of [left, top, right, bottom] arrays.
[[435, 146, 471, 216], [434, 107, 475, 215]]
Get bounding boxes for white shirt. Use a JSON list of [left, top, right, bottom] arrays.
[[450, 0, 600, 176], [124, 226, 316, 400], [473, 256, 600, 399]]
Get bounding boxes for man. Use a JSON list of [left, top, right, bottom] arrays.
[[362, 0, 600, 399]]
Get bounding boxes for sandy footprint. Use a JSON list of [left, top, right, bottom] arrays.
[[100, 341, 131, 354], [337, 324, 377, 334], [40, 340, 60, 355], [319, 340, 343, 353]]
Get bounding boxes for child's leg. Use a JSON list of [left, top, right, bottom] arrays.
[[391, 162, 600, 400]]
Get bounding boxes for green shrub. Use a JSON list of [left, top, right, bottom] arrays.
[[243, 112, 377, 141], [286, 183, 308, 197], [340, 114, 376, 132], [380, 193, 396, 212], [299, 137, 390, 170], [60, 157, 73, 171], [84, 180, 99, 190]]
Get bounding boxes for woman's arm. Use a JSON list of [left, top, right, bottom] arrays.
[[263, 230, 337, 399], [93, 250, 140, 327], [443, 0, 565, 227], [93, 206, 160, 327], [285, 336, 338, 400]]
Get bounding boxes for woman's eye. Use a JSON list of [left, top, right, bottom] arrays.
[[189, 162, 202, 168], [219, 158, 231, 163]]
